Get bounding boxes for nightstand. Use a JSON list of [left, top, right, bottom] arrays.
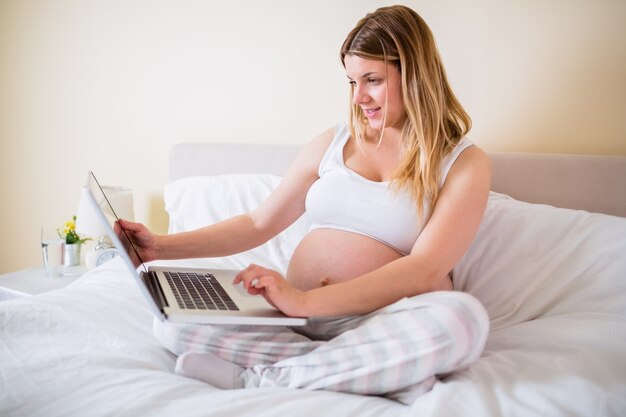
[[0, 265, 88, 295]]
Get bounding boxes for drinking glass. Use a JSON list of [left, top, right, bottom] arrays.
[[41, 228, 65, 277]]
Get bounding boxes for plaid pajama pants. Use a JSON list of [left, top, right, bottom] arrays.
[[153, 291, 489, 401]]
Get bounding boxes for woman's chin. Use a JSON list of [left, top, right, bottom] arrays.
[[366, 119, 383, 131]]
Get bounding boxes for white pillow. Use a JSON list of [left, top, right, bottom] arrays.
[[453, 192, 626, 330], [164, 174, 310, 273]]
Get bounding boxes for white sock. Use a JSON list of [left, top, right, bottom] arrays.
[[175, 351, 244, 389]]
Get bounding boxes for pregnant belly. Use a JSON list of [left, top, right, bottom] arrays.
[[285, 228, 404, 291]]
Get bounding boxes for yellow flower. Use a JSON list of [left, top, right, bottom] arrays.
[[58, 215, 90, 245]]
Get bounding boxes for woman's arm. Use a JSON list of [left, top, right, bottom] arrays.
[[236, 146, 491, 317], [118, 128, 335, 263]]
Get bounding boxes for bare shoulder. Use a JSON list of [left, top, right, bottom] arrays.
[[287, 126, 336, 175], [304, 126, 336, 159], [313, 126, 336, 142], [437, 144, 491, 206], [448, 145, 491, 183]]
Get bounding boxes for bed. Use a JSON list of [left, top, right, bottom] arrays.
[[1, 143, 625, 417]]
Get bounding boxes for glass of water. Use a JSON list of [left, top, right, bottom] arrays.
[[41, 228, 65, 277]]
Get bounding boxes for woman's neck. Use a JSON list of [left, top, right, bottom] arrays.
[[363, 125, 402, 145]]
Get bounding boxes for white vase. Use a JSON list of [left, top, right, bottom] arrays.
[[63, 243, 81, 267]]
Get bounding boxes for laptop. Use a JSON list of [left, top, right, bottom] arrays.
[[84, 171, 307, 326]]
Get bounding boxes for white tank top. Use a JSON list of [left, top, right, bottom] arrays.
[[305, 124, 474, 255]]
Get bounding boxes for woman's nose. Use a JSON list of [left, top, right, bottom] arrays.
[[352, 84, 368, 105]]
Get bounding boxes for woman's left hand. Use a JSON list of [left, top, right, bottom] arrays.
[[233, 264, 307, 317]]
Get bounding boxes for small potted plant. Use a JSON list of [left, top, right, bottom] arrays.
[[58, 215, 90, 266]]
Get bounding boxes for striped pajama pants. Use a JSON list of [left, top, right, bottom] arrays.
[[153, 291, 489, 403]]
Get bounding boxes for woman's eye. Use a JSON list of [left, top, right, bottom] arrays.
[[348, 80, 356, 86], [368, 78, 381, 84]]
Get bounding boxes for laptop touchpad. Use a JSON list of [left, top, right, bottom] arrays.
[[233, 283, 258, 298]]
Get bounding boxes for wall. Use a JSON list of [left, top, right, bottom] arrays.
[[0, 0, 624, 273]]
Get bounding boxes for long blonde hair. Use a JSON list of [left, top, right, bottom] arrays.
[[340, 5, 471, 216]]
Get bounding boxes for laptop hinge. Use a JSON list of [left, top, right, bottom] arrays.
[[141, 270, 169, 311]]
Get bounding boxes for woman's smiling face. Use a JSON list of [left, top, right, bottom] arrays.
[[344, 54, 405, 133]]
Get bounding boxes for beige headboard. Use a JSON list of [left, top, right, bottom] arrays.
[[170, 143, 626, 218]]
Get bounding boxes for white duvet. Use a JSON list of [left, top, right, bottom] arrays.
[[1, 177, 625, 417]]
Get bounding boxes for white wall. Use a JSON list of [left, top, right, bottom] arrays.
[[1, 0, 625, 273]]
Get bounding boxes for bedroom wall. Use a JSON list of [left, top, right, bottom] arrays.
[[0, 0, 624, 274]]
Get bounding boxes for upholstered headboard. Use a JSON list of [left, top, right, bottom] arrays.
[[170, 143, 626, 218]]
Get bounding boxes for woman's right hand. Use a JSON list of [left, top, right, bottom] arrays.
[[114, 219, 160, 267]]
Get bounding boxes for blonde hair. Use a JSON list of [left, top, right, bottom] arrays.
[[340, 5, 471, 216]]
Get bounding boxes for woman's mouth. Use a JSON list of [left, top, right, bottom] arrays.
[[363, 107, 380, 118]]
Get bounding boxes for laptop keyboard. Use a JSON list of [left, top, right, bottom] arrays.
[[164, 271, 239, 311]]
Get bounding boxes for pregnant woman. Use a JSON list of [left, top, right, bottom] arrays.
[[117, 5, 491, 403]]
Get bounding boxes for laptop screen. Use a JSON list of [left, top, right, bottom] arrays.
[[86, 171, 149, 274]]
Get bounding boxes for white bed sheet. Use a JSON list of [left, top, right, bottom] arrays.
[[0, 259, 405, 417], [2, 255, 624, 417]]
